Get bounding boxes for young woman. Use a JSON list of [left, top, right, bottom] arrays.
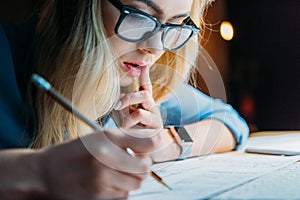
[[0, 0, 249, 199]]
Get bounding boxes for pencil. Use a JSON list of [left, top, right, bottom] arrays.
[[151, 171, 172, 190], [31, 73, 172, 191]]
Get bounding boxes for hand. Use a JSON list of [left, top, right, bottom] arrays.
[[37, 131, 152, 200], [113, 67, 164, 156], [114, 67, 163, 130]]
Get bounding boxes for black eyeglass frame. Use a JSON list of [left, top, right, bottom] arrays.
[[108, 0, 200, 51]]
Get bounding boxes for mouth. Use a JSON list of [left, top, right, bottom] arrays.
[[123, 62, 146, 77]]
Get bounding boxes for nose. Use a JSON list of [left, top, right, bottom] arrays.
[[137, 31, 164, 55]]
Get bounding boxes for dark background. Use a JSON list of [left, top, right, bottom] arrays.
[[227, 0, 300, 131], [1, 0, 299, 132]]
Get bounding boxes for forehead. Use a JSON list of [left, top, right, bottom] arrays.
[[122, 0, 193, 16]]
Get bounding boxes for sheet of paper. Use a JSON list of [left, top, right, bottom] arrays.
[[212, 162, 300, 199], [129, 154, 300, 200], [244, 133, 300, 155]]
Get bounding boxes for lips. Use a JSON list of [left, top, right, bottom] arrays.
[[123, 62, 146, 77]]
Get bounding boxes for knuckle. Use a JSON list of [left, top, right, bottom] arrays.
[[140, 90, 148, 98], [135, 109, 143, 116], [139, 162, 151, 174], [145, 91, 151, 99], [123, 94, 132, 104]]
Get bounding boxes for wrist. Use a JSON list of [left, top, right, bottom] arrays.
[[0, 149, 47, 199], [20, 149, 48, 198], [151, 128, 182, 163], [167, 126, 193, 160]]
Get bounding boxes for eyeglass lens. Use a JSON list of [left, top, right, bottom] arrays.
[[117, 11, 193, 50], [163, 28, 193, 50]]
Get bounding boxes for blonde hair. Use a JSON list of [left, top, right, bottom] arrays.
[[152, 0, 214, 101], [30, 0, 213, 148]]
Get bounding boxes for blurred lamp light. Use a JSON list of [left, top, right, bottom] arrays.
[[220, 21, 234, 41]]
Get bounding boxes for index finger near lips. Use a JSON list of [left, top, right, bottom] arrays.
[[139, 67, 152, 96]]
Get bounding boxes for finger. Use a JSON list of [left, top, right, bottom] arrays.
[[123, 109, 153, 128], [100, 144, 150, 174], [80, 132, 152, 174], [105, 128, 159, 154], [95, 184, 129, 200], [115, 90, 155, 111], [114, 93, 126, 110], [127, 104, 162, 128], [139, 67, 152, 95], [100, 167, 147, 192]]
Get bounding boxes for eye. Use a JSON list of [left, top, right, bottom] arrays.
[[166, 19, 186, 25]]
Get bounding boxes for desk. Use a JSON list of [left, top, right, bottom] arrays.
[[129, 131, 300, 200], [212, 161, 300, 199], [250, 130, 300, 137], [214, 131, 300, 199]]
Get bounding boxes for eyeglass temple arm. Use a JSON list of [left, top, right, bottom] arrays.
[[183, 17, 198, 28]]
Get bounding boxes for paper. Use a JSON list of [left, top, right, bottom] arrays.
[[129, 154, 300, 200], [212, 162, 300, 199], [244, 133, 300, 155]]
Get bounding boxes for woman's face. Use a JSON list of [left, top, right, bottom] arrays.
[[102, 0, 193, 87]]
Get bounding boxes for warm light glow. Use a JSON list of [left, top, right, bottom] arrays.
[[220, 21, 234, 41]]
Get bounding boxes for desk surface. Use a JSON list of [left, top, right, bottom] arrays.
[[129, 131, 300, 200], [250, 130, 300, 137]]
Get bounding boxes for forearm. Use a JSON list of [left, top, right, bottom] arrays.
[[152, 119, 236, 162], [0, 149, 46, 199], [186, 119, 236, 157]]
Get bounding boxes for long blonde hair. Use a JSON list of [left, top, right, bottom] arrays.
[[152, 0, 213, 101], [30, 0, 213, 148]]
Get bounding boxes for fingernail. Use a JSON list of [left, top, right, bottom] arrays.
[[114, 101, 122, 110]]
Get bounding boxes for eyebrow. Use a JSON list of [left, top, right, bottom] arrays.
[[170, 13, 190, 20], [133, 0, 190, 20], [134, 0, 164, 15]]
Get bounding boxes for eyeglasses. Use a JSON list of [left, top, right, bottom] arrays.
[[107, 0, 200, 51]]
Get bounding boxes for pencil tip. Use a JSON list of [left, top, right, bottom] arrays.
[[161, 181, 172, 191]]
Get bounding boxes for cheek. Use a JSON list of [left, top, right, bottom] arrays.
[[109, 37, 138, 58], [101, 1, 136, 55], [103, 23, 114, 38]]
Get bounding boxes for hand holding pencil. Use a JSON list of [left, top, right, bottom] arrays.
[[31, 73, 171, 191]]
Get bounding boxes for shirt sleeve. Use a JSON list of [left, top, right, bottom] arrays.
[[160, 83, 250, 147]]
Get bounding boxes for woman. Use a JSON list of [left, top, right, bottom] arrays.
[[0, 0, 249, 199]]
